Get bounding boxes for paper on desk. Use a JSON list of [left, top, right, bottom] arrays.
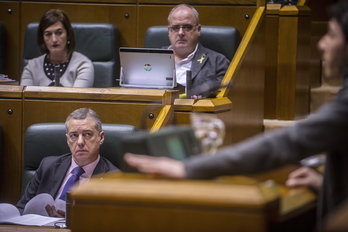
[[0, 203, 62, 226]]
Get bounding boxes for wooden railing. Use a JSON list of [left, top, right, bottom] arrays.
[[264, 3, 311, 119], [219, 5, 266, 97]]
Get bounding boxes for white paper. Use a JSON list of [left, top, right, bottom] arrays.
[[0, 203, 62, 226]]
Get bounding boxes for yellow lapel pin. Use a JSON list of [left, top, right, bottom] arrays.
[[197, 54, 206, 64]]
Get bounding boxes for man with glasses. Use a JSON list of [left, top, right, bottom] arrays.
[[167, 4, 230, 98], [16, 108, 117, 218]]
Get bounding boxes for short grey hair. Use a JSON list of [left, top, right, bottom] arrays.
[[65, 108, 102, 133], [167, 4, 200, 25]]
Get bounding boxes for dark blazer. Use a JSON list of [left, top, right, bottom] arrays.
[[17, 153, 117, 214], [190, 43, 230, 97], [185, 76, 348, 223]]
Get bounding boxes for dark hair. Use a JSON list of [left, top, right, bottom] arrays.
[[37, 9, 75, 56], [330, 0, 348, 42], [65, 108, 102, 133]]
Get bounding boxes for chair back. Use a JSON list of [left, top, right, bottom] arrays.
[[144, 26, 240, 61], [23, 23, 120, 87], [21, 122, 137, 196]]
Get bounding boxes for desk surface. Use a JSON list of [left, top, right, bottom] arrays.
[[68, 166, 317, 231], [0, 225, 70, 232], [0, 81, 19, 85]]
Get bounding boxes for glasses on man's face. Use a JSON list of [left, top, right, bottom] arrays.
[[169, 24, 196, 33]]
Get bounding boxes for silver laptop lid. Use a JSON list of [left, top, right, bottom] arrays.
[[119, 47, 176, 89]]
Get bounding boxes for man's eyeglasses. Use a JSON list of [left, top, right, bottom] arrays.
[[169, 24, 196, 32]]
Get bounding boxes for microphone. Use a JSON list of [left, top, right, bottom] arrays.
[[180, 81, 234, 99], [186, 70, 192, 99], [54, 65, 60, 86]]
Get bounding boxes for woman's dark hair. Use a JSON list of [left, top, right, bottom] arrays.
[[37, 9, 75, 56], [330, 0, 348, 42]]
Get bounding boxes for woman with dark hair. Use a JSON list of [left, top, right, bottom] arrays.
[[20, 9, 94, 87]]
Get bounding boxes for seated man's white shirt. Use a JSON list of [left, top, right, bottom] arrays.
[[168, 44, 198, 86], [56, 155, 100, 200]]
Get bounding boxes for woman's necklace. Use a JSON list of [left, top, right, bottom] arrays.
[[48, 53, 69, 65], [44, 53, 70, 86]]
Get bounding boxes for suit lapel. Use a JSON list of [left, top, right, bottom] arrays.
[[191, 43, 208, 79], [93, 158, 109, 176], [51, 156, 71, 198], [51, 155, 108, 198]]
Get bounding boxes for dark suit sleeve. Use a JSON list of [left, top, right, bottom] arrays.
[[215, 54, 230, 84], [185, 82, 348, 179], [16, 154, 70, 214], [205, 53, 230, 94], [16, 157, 49, 214], [191, 45, 230, 97]]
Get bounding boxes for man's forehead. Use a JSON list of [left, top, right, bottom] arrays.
[[171, 7, 194, 20], [67, 118, 96, 131], [68, 128, 94, 133]]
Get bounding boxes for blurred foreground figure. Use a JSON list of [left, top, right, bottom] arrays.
[[125, 0, 348, 227]]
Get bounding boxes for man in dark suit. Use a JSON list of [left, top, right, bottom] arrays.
[[167, 4, 230, 98], [125, 0, 348, 227], [17, 108, 117, 217]]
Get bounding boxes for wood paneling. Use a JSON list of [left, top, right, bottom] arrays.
[[306, 0, 337, 21], [275, 5, 310, 119], [309, 21, 326, 87], [70, 172, 280, 232], [22, 86, 177, 131], [20, 2, 137, 51], [264, 5, 311, 120], [137, 5, 256, 47], [41, 0, 136, 3], [69, 169, 316, 231], [294, 5, 311, 118], [0, 2, 20, 81], [138, 0, 257, 4], [264, 5, 280, 119], [22, 100, 162, 131], [0, 86, 24, 204]]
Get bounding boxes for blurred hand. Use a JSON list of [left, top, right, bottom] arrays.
[[45, 204, 65, 218], [285, 166, 323, 192], [124, 153, 186, 179]]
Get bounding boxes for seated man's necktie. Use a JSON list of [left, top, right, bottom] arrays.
[[59, 166, 85, 201]]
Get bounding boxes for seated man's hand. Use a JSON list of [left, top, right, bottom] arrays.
[[124, 153, 186, 179], [45, 204, 65, 218], [285, 166, 323, 192]]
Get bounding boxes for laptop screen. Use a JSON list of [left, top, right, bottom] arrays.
[[119, 47, 177, 89]]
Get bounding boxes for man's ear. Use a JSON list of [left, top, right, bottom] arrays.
[[197, 24, 201, 32], [99, 131, 105, 145]]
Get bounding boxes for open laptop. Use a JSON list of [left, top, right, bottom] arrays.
[[119, 47, 177, 89]]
